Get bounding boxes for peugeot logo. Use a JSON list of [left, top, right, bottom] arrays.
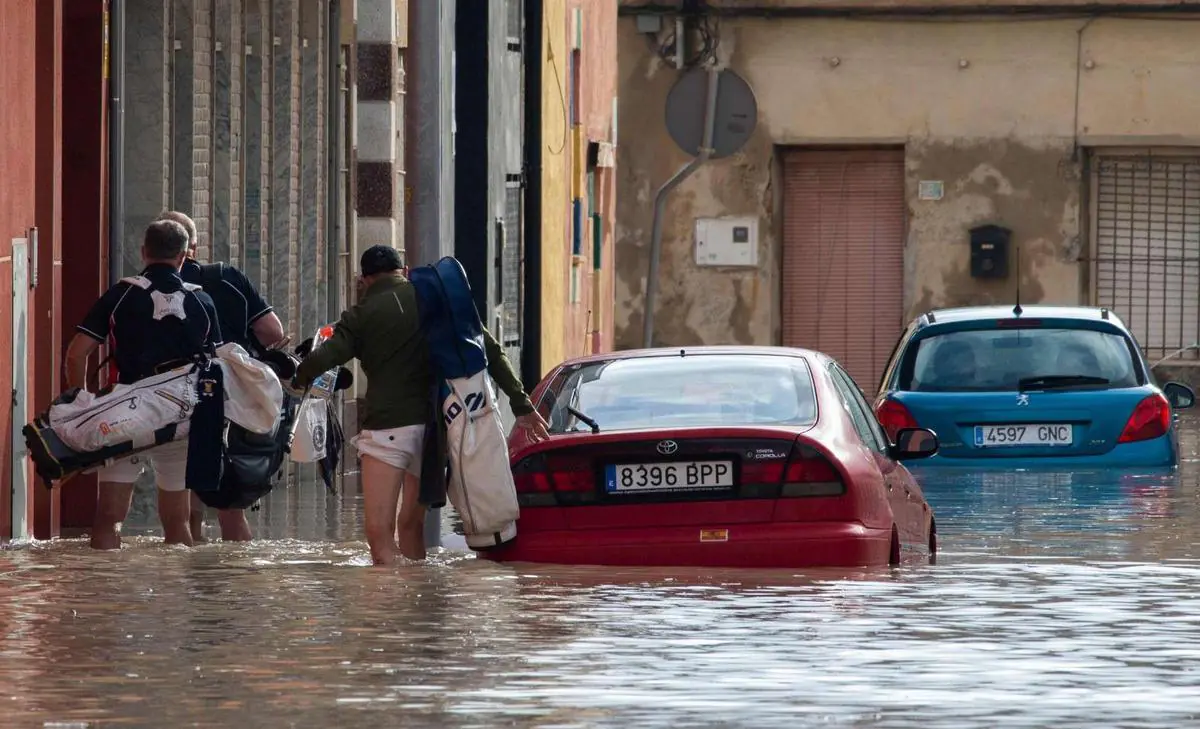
[[657, 440, 679, 455], [1016, 393, 1030, 407]]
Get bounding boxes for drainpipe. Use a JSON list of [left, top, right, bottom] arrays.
[[107, 0, 126, 285], [642, 65, 718, 349]]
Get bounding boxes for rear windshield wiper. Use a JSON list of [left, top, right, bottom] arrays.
[[1018, 375, 1110, 391], [567, 405, 600, 433]]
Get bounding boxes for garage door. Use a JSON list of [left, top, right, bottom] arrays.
[[781, 149, 906, 392], [1092, 153, 1200, 362]]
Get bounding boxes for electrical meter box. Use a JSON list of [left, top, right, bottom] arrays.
[[695, 217, 758, 267]]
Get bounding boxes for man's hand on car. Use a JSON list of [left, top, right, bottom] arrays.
[[515, 411, 551, 443]]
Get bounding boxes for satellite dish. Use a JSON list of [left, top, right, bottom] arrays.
[[664, 67, 758, 159]]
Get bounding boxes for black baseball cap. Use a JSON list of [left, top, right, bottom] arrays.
[[360, 244, 403, 276]]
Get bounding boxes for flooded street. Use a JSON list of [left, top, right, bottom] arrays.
[[6, 420, 1200, 728]]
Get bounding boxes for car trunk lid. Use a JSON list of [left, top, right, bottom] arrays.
[[888, 387, 1156, 458], [511, 426, 846, 530]]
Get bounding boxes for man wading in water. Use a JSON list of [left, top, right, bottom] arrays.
[[63, 220, 224, 549], [292, 245, 548, 565], [160, 210, 289, 543]]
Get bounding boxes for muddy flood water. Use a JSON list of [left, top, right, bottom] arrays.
[[6, 417, 1200, 728]]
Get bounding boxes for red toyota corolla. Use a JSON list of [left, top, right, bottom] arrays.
[[478, 346, 940, 569]]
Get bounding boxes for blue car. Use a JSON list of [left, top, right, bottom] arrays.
[[872, 305, 1196, 468]]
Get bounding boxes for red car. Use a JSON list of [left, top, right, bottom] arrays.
[[478, 347, 940, 569]]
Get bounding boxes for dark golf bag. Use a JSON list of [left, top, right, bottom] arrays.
[[193, 349, 300, 511]]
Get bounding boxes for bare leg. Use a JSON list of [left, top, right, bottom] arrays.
[[158, 489, 195, 546], [361, 454, 404, 565], [91, 482, 135, 550], [189, 492, 208, 543], [217, 509, 253, 541], [396, 470, 427, 561]]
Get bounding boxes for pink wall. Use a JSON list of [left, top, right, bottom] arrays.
[[0, 0, 40, 539], [0, 0, 65, 540]]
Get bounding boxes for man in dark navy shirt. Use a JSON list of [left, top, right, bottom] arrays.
[[63, 219, 224, 550], [161, 210, 287, 356], [160, 211, 287, 543]]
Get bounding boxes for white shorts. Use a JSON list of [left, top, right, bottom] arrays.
[[96, 440, 190, 492], [352, 425, 425, 475]]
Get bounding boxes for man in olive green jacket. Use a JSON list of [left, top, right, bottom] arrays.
[[293, 245, 548, 565]]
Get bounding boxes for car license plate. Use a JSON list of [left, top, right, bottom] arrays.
[[973, 424, 1073, 447], [604, 461, 734, 493]]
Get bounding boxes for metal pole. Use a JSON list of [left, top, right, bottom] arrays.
[[408, 0, 457, 550], [326, 0, 342, 322], [107, 0, 126, 285], [642, 66, 719, 349]]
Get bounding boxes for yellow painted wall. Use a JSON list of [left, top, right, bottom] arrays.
[[539, 0, 570, 375]]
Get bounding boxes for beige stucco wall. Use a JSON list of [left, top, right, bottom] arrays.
[[614, 15, 1200, 349]]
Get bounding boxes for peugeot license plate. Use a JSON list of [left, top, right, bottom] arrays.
[[974, 424, 1073, 447], [604, 461, 734, 493]]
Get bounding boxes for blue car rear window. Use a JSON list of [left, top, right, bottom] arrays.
[[542, 355, 819, 433], [900, 327, 1141, 392]]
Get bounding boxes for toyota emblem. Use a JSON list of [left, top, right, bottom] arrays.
[[657, 440, 679, 455]]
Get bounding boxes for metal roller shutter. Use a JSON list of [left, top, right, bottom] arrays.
[[1092, 154, 1200, 362], [781, 149, 907, 391]]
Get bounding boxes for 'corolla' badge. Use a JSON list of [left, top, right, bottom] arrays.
[[657, 440, 679, 455], [1016, 393, 1030, 406]]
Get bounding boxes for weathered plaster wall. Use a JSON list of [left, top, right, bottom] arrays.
[[615, 15, 1200, 348]]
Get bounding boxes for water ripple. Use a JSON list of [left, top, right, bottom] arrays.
[[6, 418, 1200, 727]]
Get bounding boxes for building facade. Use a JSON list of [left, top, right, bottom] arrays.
[[0, 0, 356, 540], [0, 0, 62, 542], [532, 0, 620, 379], [616, 0, 1200, 391], [0, 0, 620, 542]]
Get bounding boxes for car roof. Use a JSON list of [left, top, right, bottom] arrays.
[[916, 304, 1128, 329], [552, 345, 822, 369]]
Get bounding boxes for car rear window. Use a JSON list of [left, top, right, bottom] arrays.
[[900, 327, 1142, 392], [541, 355, 819, 433]]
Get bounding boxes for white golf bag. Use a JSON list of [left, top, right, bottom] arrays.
[[442, 370, 519, 549]]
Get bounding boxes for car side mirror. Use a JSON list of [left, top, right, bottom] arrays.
[[891, 427, 939, 460], [1163, 381, 1195, 409]]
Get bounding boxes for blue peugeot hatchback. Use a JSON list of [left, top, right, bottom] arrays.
[[873, 305, 1196, 468]]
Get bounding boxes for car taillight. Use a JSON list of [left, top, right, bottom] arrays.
[[512, 453, 596, 506], [875, 398, 918, 441], [1118, 394, 1172, 443], [740, 443, 844, 498]]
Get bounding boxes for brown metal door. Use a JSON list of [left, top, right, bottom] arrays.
[[781, 149, 906, 391]]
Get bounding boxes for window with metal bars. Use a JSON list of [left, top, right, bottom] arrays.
[[1091, 153, 1200, 362]]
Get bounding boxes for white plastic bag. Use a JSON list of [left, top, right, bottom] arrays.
[[442, 371, 519, 548], [214, 342, 284, 435], [290, 397, 329, 463]]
